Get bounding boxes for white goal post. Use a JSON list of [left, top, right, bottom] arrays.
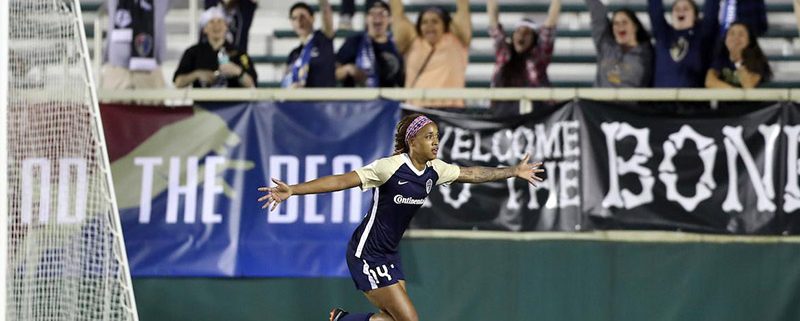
[[1, 0, 10, 318], [3, 0, 138, 320]]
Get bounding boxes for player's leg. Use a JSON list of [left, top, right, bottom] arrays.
[[360, 280, 409, 320], [363, 282, 418, 321], [336, 251, 412, 320], [332, 282, 415, 321]]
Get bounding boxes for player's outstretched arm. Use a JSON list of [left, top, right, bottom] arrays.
[[456, 154, 544, 185], [258, 172, 362, 211]]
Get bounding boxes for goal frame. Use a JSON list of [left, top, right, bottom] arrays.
[[1, 1, 140, 319], [74, 1, 140, 320], [0, 0, 9, 319]]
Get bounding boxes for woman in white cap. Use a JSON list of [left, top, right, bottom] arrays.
[[173, 7, 256, 88]]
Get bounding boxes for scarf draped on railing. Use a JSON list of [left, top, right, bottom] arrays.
[[114, 0, 157, 70]]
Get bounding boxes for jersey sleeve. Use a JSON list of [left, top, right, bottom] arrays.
[[430, 159, 461, 185], [354, 157, 400, 190]]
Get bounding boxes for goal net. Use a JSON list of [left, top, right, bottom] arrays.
[[4, 0, 138, 320]]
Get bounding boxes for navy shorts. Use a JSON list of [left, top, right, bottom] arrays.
[[345, 247, 405, 292]]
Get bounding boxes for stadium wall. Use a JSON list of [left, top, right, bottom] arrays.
[[132, 237, 800, 321]]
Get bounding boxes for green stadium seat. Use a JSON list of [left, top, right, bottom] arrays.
[[80, 2, 102, 12]]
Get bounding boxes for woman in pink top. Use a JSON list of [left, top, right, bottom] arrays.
[[390, 0, 472, 108]]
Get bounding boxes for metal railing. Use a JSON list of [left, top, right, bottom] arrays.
[[98, 88, 800, 104]]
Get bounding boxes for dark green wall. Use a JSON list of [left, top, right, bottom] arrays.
[[133, 238, 800, 321]]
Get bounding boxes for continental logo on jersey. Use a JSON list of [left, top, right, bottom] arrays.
[[393, 195, 425, 205]]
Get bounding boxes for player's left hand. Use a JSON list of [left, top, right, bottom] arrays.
[[257, 178, 293, 211], [514, 154, 545, 186]]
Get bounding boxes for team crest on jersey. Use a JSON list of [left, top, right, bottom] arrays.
[[670, 36, 689, 62], [426, 179, 433, 193]]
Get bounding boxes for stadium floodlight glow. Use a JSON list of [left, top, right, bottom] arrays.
[[5, 1, 138, 320]]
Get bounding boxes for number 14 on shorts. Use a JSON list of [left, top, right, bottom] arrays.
[[366, 264, 394, 284]]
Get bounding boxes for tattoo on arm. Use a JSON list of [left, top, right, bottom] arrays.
[[457, 166, 515, 183]]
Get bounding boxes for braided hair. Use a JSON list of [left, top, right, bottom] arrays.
[[393, 113, 424, 155]]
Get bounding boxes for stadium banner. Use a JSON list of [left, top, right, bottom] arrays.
[[416, 101, 795, 234], [101, 101, 401, 277], [100, 100, 800, 277], [410, 103, 583, 231], [577, 101, 786, 234]]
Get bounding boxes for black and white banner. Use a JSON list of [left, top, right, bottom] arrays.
[[411, 101, 800, 235]]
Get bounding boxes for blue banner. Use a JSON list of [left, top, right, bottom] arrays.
[[103, 100, 800, 278], [104, 101, 400, 277]]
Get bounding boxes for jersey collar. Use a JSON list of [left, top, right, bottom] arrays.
[[402, 153, 427, 176]]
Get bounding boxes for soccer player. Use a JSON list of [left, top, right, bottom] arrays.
[[258, 113, 545, 321]]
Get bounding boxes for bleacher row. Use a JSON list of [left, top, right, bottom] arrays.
[[81, 0, 800, 88]]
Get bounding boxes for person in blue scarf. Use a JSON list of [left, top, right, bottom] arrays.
[[648, 0, 720, 87], [282, 0, 337, 88], [335, 0, 404, 87]]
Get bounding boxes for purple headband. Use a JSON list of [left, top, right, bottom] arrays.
[[405, 116, 433, 144]]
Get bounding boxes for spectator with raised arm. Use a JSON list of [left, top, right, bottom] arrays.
[[336, 1, 404, 87], [585, 0, 653, 88], [173, 7, 256, 88], [648, 0, 719, 87], [705, 22, 771, 88], [488, 0, 560, 88], [282, 1, 337, 88], [390, 0, 472, 108], [338, 0, 380, 30], [204, 0, 258, 54], [719, 0, 767, 36], [795, 0, 800, 37]]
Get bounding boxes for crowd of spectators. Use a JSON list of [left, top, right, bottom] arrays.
[[104, 0, 799, 104]]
